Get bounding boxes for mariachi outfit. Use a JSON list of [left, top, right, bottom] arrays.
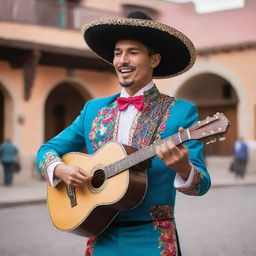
[[36, 11, 211, 256]]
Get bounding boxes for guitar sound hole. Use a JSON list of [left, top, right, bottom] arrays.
[[91, 169, 105, 189]]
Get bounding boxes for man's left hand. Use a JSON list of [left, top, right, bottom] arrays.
[[156, 127, 191, 180]]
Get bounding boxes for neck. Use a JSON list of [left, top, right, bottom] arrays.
[[124, 88, 141, 96], [122, 80, 154, 96]]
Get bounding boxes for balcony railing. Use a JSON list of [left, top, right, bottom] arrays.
[[0, 0, 121, 30]]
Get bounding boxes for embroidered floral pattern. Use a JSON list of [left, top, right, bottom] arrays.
[[176, 167, 203, 195], [130, 87, 176, 149], [89, 102, 119, 151], [39, 151, 61, 181], [85, 237, 97, 256], [88, 86, 177, 152], [155, 100, 176, 142], [150, 205, 177, 256]]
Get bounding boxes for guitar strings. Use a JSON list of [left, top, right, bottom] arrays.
[[91, 132, 186, 181], [91, 121, 220, 182]]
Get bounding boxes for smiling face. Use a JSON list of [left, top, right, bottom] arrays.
[[113, 40, 161, 95]]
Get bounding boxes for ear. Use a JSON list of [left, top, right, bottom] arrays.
[[150, 53, 161, 69]]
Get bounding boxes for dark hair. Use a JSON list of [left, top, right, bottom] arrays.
[[146, 45, 158, 56]]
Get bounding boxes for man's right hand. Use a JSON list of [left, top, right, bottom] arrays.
[[54, 163, 92, 188]]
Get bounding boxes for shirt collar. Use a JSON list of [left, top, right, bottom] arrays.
[[120, 81, 155, 98]]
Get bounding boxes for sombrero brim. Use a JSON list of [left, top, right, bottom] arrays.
[[82, 17, 196, 78]]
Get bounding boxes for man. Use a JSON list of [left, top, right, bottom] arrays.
[[0, 138, 19, 186], [231, 137, 249, 178], [36, 11, 211, 256]]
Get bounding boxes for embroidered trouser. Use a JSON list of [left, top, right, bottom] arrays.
[[85, 220, 181, 256]]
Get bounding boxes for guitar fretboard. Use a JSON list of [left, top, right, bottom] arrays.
[[104, 129, 192, 178]]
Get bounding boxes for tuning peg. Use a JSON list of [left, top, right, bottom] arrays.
[[219, 136, 226, 141], [214, 113, 220, 119], [206, 138, 217, 145]]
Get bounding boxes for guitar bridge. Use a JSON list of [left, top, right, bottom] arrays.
[[66, 185, 77, 208]]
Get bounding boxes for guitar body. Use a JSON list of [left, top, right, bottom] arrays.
[[47, 141, 147, 237]]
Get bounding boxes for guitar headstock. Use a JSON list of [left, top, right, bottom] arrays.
[[189, 113, 230, 144]]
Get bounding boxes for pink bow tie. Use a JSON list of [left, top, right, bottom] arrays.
[[117, 95, 144, 112]]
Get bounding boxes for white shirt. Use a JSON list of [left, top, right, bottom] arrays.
[[47, 81, 194, 188]]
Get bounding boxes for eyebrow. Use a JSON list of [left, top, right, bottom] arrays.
[[114, 47, 140, 52]]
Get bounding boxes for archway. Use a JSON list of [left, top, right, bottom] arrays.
[[44, 81, 91, 142], [176, 73, 238, 156], [0, 81, 15, 144], [0, 87, 4, 143]]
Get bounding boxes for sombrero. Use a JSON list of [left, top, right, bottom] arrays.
[[81, 11, 196, 78]]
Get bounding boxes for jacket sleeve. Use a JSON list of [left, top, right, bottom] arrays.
[[36, 101, 90, 181], [175, 103, 211, 196]]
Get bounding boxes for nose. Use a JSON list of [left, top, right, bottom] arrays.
[[119, 52, 130, 65]]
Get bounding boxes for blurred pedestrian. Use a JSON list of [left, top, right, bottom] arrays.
[[0, 138, 19, 186], [231, 137, 248, 179]]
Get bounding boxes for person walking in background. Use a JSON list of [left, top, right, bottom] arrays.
[[231, 137, 249, 179], [0, 138, 19, 186]]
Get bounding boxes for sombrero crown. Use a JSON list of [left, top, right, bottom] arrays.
[[82, 11, 196, 78]]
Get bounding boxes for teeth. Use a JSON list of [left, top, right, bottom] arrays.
[[120, 68, 133, 73]]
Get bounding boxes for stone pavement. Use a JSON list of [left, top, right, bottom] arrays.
[[0, 156, 256, 207]]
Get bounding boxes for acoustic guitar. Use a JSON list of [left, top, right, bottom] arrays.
[[47, 112, 230, 237]]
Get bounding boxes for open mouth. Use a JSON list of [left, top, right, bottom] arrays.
[[118, 66, 135, 76]]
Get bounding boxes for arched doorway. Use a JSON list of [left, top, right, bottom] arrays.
[[176, 73, 238, 156], [0, 87, 4, 143], [44, 81, 91, 142], [0, 81, 15, 144]]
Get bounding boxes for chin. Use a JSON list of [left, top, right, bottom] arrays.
[[120, 80, 135, 88]]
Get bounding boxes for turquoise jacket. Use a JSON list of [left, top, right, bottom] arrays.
[[36, 86, 210, 220], [36, 86, 211, 256]]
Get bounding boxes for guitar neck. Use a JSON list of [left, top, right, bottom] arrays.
[[104, 129, 192, 178]]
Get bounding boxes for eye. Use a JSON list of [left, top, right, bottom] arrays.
[[130, 51, 138, 55], [114, 51, 122, 57]]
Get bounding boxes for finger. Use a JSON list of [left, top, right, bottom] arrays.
[[78, 169, 93, 179], [156, 143, 167, 158], [178, 127, 185, 133], [70, 177, 89, 187], [165, 140, 175, 150], [66, 177, 81, 187], [165, 141, 179, 155], [178, 144, 189, 155], [166, 142, 185, 162], [156, 145, 164, 158], [74, 173, 91, 183], [161, 141, 173, 158], [179, 144, 188, 151]]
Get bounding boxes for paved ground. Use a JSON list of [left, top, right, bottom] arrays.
[[176, 185, 256, 256], [0, 185, 255, 256]]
